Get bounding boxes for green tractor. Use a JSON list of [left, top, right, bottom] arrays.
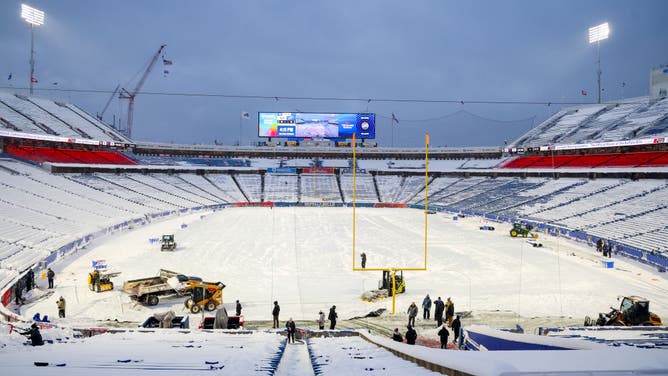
[[160, 234, 177, 251], [510, 223, 534, 238]]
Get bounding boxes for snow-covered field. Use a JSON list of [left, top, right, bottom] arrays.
[[14, 207, 668, 327], [3, 207, 668, 374]]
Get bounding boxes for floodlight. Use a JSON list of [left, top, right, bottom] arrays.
[[21, 4, 44, 26], [588, 22, 610, 104], [588, 22, 609, 44], [21, 4, 45, 94]]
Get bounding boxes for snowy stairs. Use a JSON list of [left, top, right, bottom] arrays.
[[274, 338, 315, 376]]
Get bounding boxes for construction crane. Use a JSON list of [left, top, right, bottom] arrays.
[[119, 44, 166, 138], [97, 84, 120, 122]]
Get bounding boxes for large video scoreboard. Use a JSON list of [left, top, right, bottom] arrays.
[[258, 112, 375, 139]]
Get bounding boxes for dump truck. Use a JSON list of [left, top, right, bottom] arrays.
[[584, 295, 663, 326], [122, 269, 201, 306], [160, 234, 176, 251]]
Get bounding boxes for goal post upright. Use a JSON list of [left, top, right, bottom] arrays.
[[351, 132, 430, 314]]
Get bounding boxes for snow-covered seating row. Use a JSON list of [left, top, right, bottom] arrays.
[[524, 180, 659, 225], [29, 96, 113, 141], [234, 174, 262, 202], [264, 173, 299, 202], [153, 173, 229, 204], [133, 155, 250, 167], [395, 176, 425, 203], [519, 180, 623, 218], [69, 174, 181, 210], [413, 176, 461, 205], [511, 97, 668, 147], [204, 174, 247, 202], [526, 105, 607, 146], [300, 174, 341, 202], [0, 91, 83, 138], [307, 336, 437, 375], [128, 174, 217, 207], [428, 177, 510, 206], [375, 175, 403, 202], [598, 98, 668, 141], [340, 173, 378, 202], [0, 90, 129, 142], [0, 100, 46, 134], [489, 178, 586, 217], [565, 184, 668, 231], [178, 174, 235, 203], [559, 103, 642, 144], [453, 178, 545, 213]]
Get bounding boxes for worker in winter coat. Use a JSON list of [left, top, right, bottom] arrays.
[[434, 297, 445, 327], [317, 311, 325, 330], [445, 298, 454, 327], [405, 325, 417, 345], [407, 302, 418, 327], [328, 305, 338, 330], [57, 296, 66, 318], [422, 294, 432, 320], [392, 328, 403, 342], [22, 323, 44, 346], [286, 318, 296, 343], [272, 301, 280, 329], [235, 300, 242, 316], [47, 268, 55, 289], [452, 315, 461, 344], [14, 281, 24, 305], [26, 270, 35, 291], [438, 325, 450, 349], [360, 252, 367, 269]]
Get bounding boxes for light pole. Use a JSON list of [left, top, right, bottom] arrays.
[[21, 4, 44, 95], [588, 22, 610, 104]]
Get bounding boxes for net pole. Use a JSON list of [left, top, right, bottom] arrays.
[[352, 133, 357, 270], [424, 133, 429, 270]]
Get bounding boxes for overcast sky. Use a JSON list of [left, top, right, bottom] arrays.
[[1, 1, 667, 147]]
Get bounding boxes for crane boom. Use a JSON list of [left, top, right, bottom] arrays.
[[119, 44, 166, 138], [98, 84, 120, 121]]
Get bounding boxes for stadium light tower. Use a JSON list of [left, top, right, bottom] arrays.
[[588, 22, 609, 104], [21, 4, 45, 95]]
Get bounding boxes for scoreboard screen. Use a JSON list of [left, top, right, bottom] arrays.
[[258, 112, 375, 139]]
